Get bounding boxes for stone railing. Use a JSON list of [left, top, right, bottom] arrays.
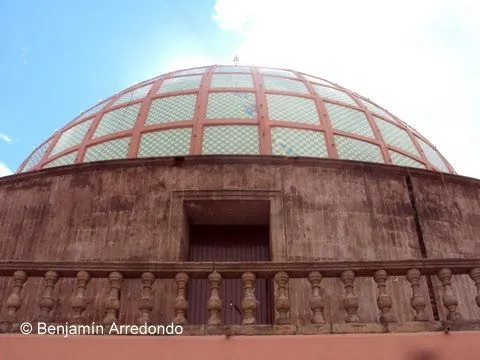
[[0, 259, 479, 335]]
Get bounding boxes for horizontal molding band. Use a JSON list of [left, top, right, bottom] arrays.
[[3, 156, 479, 187], [0, 258, 479, 278]]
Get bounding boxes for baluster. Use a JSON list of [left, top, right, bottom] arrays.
[[103, 272, 123, 326], [4, 271, 28, 332], [308, 271, 325, 324], [70, 271, 90, 324], [138, 272, 155, 325], [437, 268, 462, 320], [275, 271, 291, 325], [173, 272, 189, 325], [38, 271, 59, 323], [406, 269, 429, 321], [241, 272, 256, 325], [207, 271, 222, 325], [374, 269, 395, 323], [341, 270, 360, 322], [469, 268, 480, 309]]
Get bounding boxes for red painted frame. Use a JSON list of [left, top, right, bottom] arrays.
[[17, 65, 454, 174]]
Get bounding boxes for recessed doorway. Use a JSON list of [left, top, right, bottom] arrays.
[[185, 200, 273, 325]]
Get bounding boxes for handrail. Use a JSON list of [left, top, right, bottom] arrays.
[[0, 258, 479, 278], [1, 258, 479, 334]]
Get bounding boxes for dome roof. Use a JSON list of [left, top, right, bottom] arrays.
[[18, 65, 453, 173]]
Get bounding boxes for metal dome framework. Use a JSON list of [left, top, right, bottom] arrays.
[[18, 65, 454, 173]]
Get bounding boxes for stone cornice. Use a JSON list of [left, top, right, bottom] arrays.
[[2, 156, 480, 187]]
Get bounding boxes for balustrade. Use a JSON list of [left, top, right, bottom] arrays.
[[0, 258, 479, 334], [341, 270, 360, 323], [437, 268, 461, 320], [173, 272, 189, 325], [470, 268, 480, 309], [406, 268, 429, 321], [138, 272, 155, 324], [241, 272, 256, 325], [38, 270, 59, 323], [374, 269, 395, 323], [308, 271, 325, 324], [103, 272, 123, 326], [207, 271, 222, 325], [70, 271, 90, 324], [2, 270, 27, 332], [275, 271, 290, 325]]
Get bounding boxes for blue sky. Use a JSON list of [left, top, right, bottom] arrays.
[[1, 0, 479, 178], [0, 0, 236, 174]]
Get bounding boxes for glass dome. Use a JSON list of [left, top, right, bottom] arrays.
[[18, 65, 454, 174]]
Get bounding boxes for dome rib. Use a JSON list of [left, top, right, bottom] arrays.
[[296, 71, 336, 158], [251, 66, 271, 155]]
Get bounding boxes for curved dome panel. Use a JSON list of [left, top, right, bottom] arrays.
[[18, 65, 454, 173]]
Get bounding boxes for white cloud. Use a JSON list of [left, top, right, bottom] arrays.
[[0, 132, 12, 143], [0, 162, 12, 177], [213, 0, 255, 31], [213, 0, 480, 179]]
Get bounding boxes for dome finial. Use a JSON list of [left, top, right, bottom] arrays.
[[233, 54, 239, 66]]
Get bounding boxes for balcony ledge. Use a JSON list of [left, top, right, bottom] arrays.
[[2, 321, 479, 336]]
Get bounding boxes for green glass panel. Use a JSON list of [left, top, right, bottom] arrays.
[[271, 128, 327, 157], [22, 141, 51, 172], [314, 85, 356, 106], [83, 137, 130, 162], [74, 100, 108, 123], [206, 93, 257, 119], [334, 135, 384, 163], [267, 94, 319, 124], [202, 126, 259, 154], [214, 66, 251, 73], [263, 76, 309, 94], [146, 95, 197, 125], [326, 103, 374, 138], [360, 99, 394, 120], [43, 151, 78, 168], [210, 74, 254, 88], [93, 104, 140, 138], [112, 83, 153, 106], [259, 68, 296, 78], [375, 117, 419, 156], [158, 75, 202, 93], [417, 138, 449, 172], [302, 74, 331, 86], [138, 129, 192, 157], [51, 119, 93, 156], [389, 150, 425, 169]]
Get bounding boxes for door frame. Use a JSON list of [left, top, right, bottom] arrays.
[[167, 190, 287, 261]]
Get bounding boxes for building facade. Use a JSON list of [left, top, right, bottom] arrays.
[[0, 66, 479, 359]]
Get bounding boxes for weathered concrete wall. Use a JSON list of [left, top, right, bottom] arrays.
[[411, 175, 480, 321], [0, 159, 424, 262], [0, 157, 479, 326], [412, 176, 480, 258]]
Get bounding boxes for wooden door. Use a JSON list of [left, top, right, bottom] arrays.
[[187, 225, 272, 325]]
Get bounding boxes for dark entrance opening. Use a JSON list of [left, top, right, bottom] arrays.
[[185, 200, 272, 325]]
